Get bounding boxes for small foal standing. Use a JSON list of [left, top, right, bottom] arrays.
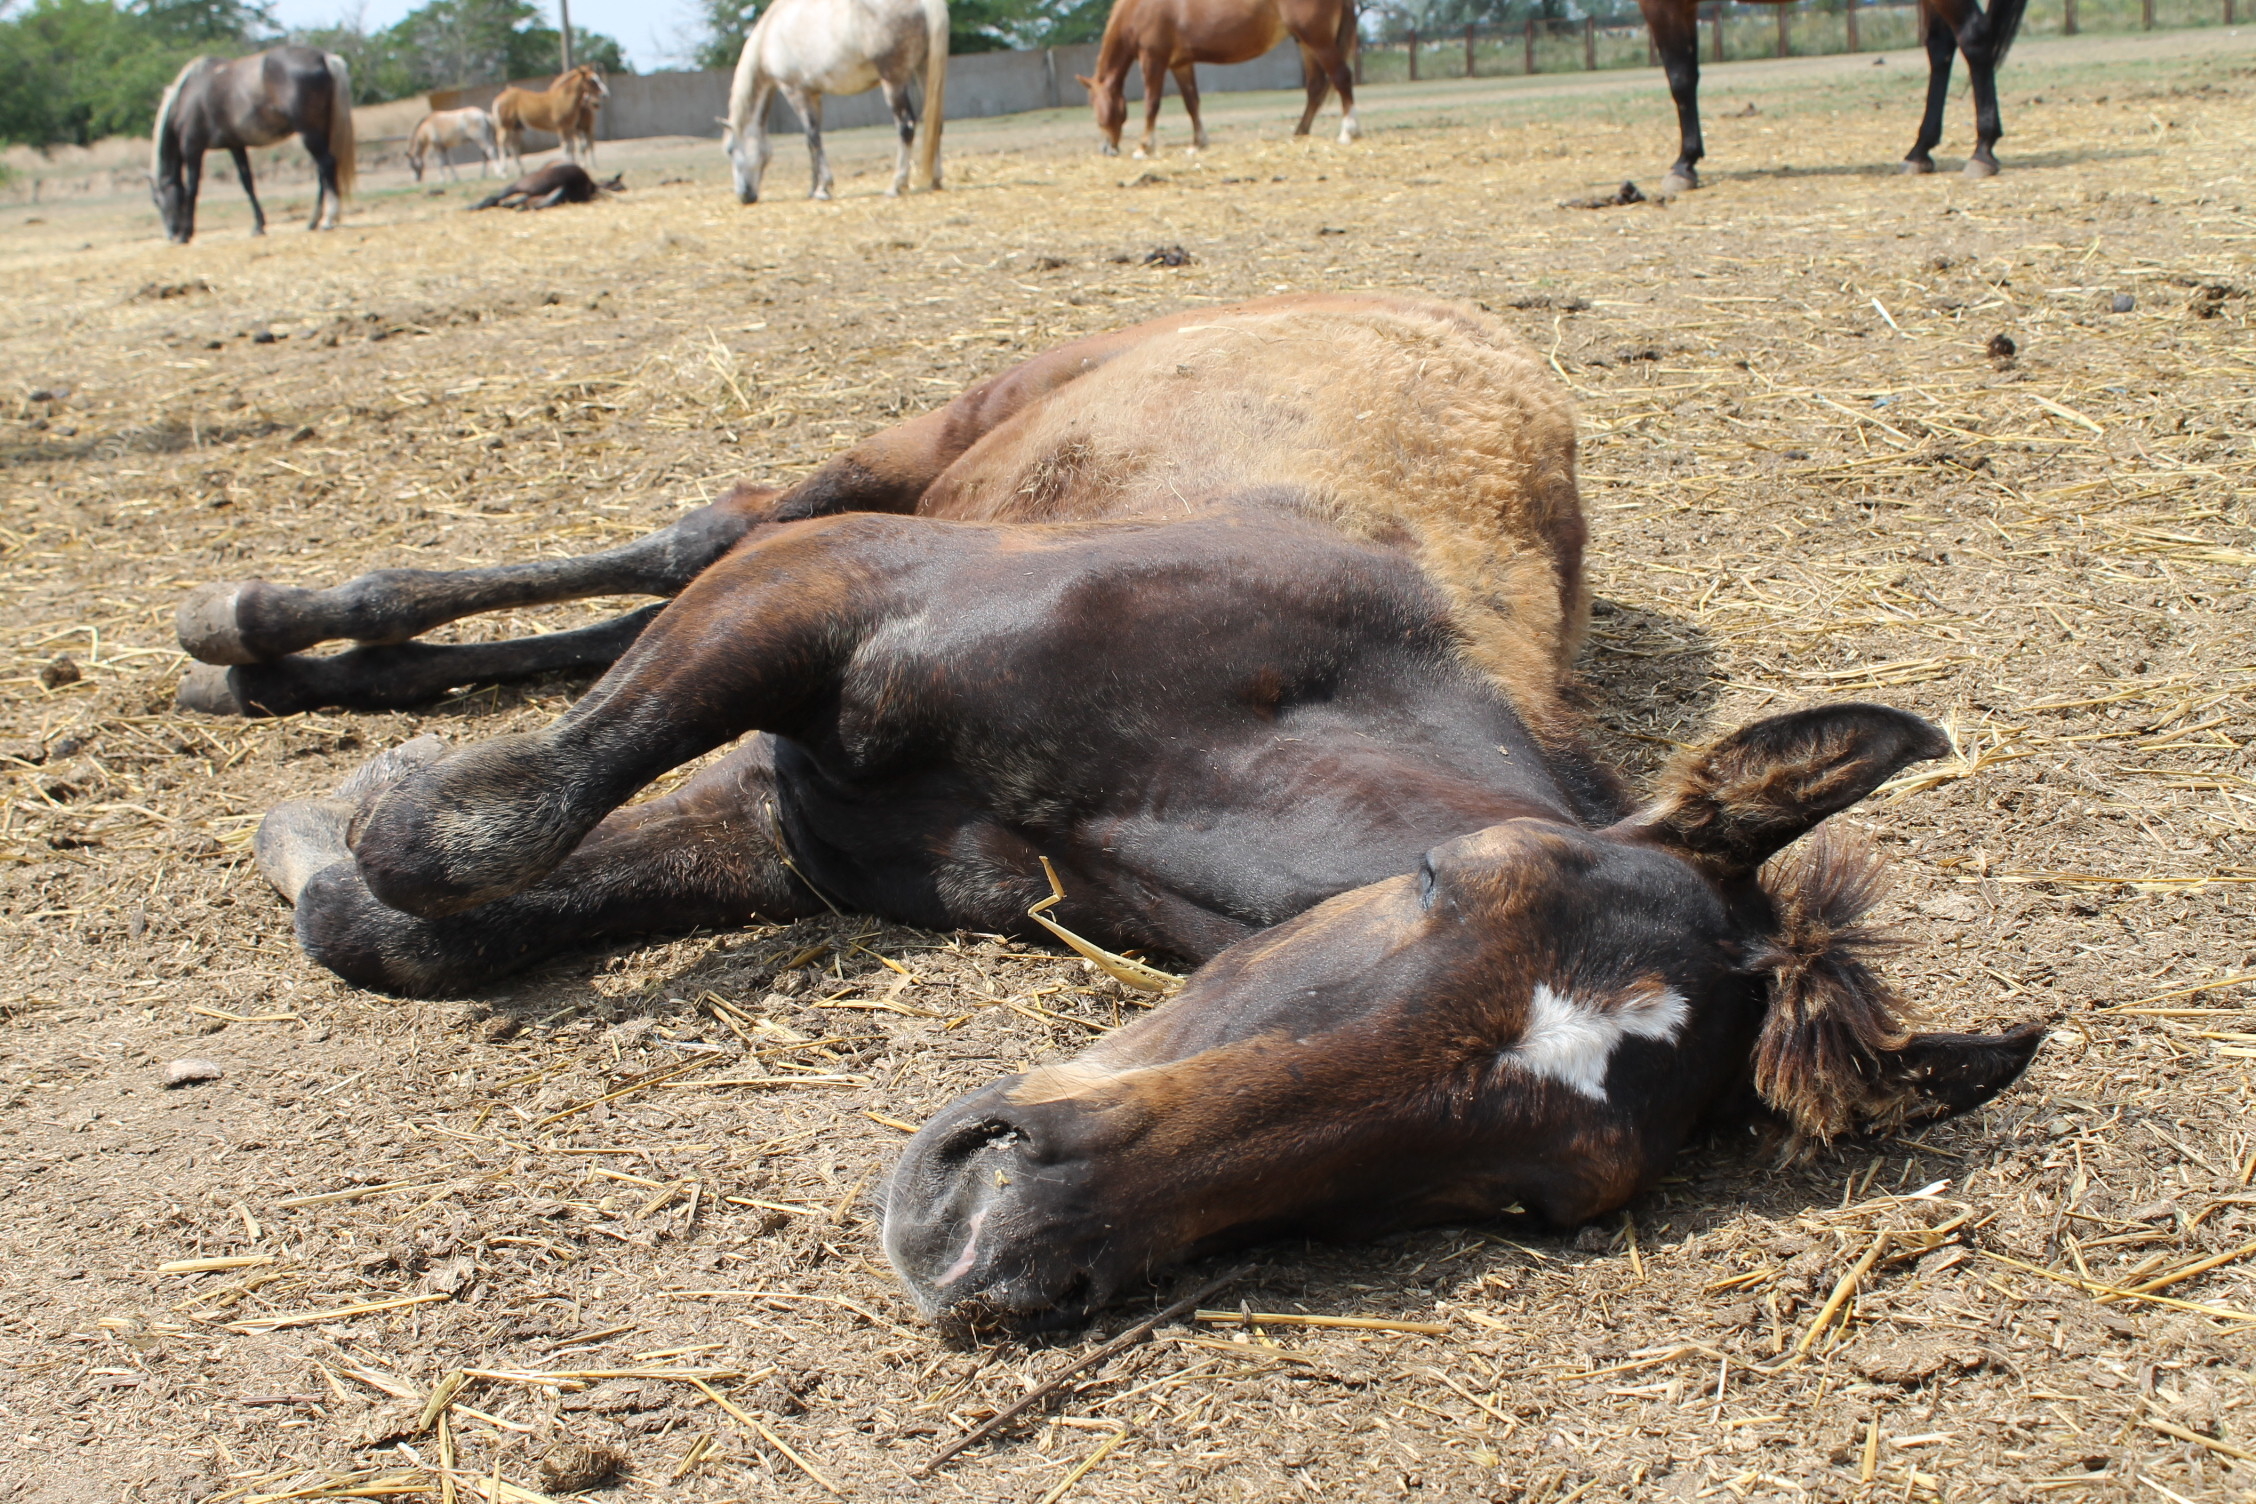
[[1080, 0, 1359, 158], [722, 0, 949, 202], [1635, 0, 2028, 192], [150, 45, 356, 244], [494, 65, 608, 175], [408, 107, 498, 181]]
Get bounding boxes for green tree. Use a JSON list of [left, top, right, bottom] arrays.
[[0, 0, 272, 146], [686, 0, 753, 68]]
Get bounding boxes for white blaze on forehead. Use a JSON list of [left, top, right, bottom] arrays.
[[1507, 983, 1689, 1102]]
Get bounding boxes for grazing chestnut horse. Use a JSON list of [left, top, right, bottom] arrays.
[[1079, 0, 1358, 157], [722, 0, 949, 203], [178, 296, 2037, 1331], [494, 64, 607, 174], [408, 106, 498, 181], [1636, 0, 2027, 193], [150, 45, 356, 244]]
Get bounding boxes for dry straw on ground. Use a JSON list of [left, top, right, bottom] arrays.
[[1, 28, 2252, 1504]]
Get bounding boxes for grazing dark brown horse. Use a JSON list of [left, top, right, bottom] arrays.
[[1637, 0, 2027, 193], [180, 296, 2038, 1332], [150, 45, 356, 244], [468, 162, 624, 210], [1079, 0, 1359, 157]]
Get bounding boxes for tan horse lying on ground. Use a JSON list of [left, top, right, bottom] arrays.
[[1078, 0, 1359, 157], [494, 65, 607, 173]]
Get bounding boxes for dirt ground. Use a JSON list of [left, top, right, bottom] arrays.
[[2, 28, 2253, 1504]]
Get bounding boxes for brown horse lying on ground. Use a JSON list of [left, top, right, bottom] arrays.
[[1079, 0, 1360, 156], [494, 64, 607, 174], [1635, 0, 2027, 193], [468, 162, 624, 210], [182, 296, 2038, 1332]]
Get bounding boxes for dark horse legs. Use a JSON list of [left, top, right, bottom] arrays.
[[1640, 0, 2018, 189], [227, 146, 268, 235], [1905, 0, 2010, 177], [264, 734, 822, 995]]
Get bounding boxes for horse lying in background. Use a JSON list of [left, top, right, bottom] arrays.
[[1079, 0, 1359, 157], [468, 162, 624, 210], [150, 45, 356, 244], [495, 64, 608, 173], [1634, 0, 2028, 192], [722, 0, 949, 202], [182, 295, 2040, 1333], [408, 106, 498, 181]]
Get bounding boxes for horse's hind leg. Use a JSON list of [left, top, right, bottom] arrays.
[[1955, 0, 2007, 177], [1293, 46, 1331, 136], [268, 734, 822, 995], [228, 146, 268, 236], [177, 484, 787, 667], [1638, 0, 1702, 191], [881, 75, 918, 196], [1172, 65, 1207, 151], [1902, 0, 1959, 173], [1134, 53, 1167, 158], [179, 604, 660, 718]]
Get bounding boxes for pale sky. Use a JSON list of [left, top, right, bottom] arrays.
[[267, 0, 691, 73]]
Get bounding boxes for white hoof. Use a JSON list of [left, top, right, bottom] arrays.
[[1659, 171, 1697, 195], [1338, 113, 1362, 143], [1132, 145, 1151, 160]]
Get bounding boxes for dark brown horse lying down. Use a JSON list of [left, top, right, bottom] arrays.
[[191, 296, 2039, 1331], [468, 162, 624, 211]]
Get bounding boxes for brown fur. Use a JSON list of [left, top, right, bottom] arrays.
[[1749, 830, 1917, 1143], [1079, 0, 1359, 155]]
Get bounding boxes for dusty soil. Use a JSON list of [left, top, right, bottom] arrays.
[[2, 29, 2253, 1504]]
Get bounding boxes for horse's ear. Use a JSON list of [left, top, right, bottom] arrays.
[[1619, 704, 1948, 880]]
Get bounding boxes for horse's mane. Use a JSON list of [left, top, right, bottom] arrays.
[[1746, 827, 1921, 1144], [150, 56, 205, 178]]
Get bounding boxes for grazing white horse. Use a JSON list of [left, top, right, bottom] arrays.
[[722, 0, 949, 202], [407, 107, 498, 181]]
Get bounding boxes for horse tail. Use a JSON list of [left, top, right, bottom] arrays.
[[1982, 0, 2029, 65], [916, 0, 949, 189], [324, 53, 357, 196]]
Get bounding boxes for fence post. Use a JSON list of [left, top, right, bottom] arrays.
[[2228, 0, 2236, 24], [1584, 15, 1597, 67], [1711, 4, 1725, 61], [1407, 26, 1418, 79], [2064, 0, 2077, 33], [1466, 22, 1476, 76], [1846, 0, 1859, 50], [2141, 0, 2153, 24], [1776, 5, 1789, 54], [1525, 16, 1537, 73]]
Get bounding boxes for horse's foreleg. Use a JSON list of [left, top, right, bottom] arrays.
[[227, 146, 268, 236], [882, 75, 918, 196], [268, 735, 822, 996], [177, 484, 787, 667], [1171, 65, 1207, 151], [180, 605, 660, 718], [1956, 0, 2006, 177], [1134, 54, 1167, 158], [1903, 0, 1959, 173], [1637, 0, 1703, 191], [1293, 46, 1331, 136], [340, 513, 937, 920], [785, 88, 832, 199]]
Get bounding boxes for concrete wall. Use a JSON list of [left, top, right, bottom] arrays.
[[431, 39, 1307, 144]]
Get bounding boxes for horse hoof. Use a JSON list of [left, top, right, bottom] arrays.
[[1131, 147, 1150, 160], [1338, 119, 1362, 144], [177, 583, 259, 665], [1962, 156, 1999, 179], [176, 663, 246, 717], [1659, 172, 1697, 195], [1901, 157, 1936, 175]]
